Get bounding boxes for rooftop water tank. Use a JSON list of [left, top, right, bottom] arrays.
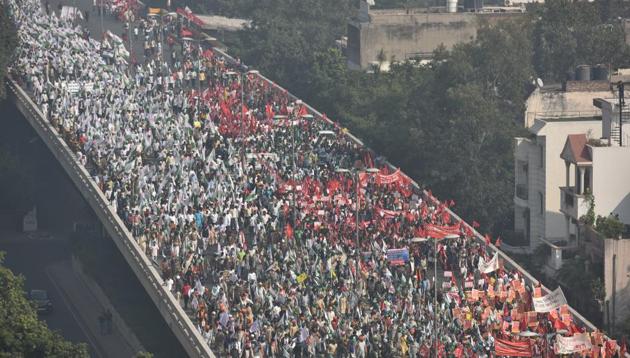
[[592, 64, 609, 81], [575, 65, 591, 81]]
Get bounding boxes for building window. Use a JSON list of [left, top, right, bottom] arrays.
[[539, 192, 544, 215], [584, 167, 592, 192]]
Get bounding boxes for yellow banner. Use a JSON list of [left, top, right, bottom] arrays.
[[297, 273, 308, 284], [148, 7, 161, 15]]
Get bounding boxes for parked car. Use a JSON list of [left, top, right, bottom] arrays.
[[29, 289, 53, 314]]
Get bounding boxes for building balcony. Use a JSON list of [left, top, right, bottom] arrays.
[[560, 186, 588, 221], [514, 183, 528, 207]]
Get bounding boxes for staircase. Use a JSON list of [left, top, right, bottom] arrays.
[[611, 126, 621, 145], [610, 108, 630, 146]]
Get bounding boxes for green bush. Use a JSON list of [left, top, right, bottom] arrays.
[[0, 252, 89, 357], [595, 214, 625, 239]]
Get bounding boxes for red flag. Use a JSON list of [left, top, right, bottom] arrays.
[[484, 234, 491, 246], [605, 340, 617, 357], [454, 345, 464, 358], [494, 338, 532, 357], [285, 224, 293, 240], [220, 101, 231, 117], [552, 317, 568, 331], [472, 220, 480, 228], [327, 179, 341, 194], [441, 210, 451, 224], [180, 28, 193, 37], [265, 104, 275, 120], [202, 49, 214, 59], [298, 105, 308, 117]]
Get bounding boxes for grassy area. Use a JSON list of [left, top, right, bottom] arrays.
[[70, 232, 187, 358]]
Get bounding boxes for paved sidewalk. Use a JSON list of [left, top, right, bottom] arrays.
[[46, 260, 142, 358]]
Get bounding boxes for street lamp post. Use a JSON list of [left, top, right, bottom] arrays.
[[335, 166, 378, 289], [226, 69, 259, 185], [99, 0, 104, 39], [286, 101, 299, 245], [431, 233, 458, 358]]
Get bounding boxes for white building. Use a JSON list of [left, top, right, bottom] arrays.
[[560, 97, 630, 241], [513, 84, 611, 251]]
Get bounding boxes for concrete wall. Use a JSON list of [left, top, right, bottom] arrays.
[[604, 238, 630, 332], [591, 145, 630, 224], [348, 10, 522, 69]]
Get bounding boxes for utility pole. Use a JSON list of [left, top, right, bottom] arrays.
[[355, 170, 360, 290], [434, 236, 438, 358], [618, 81, 625, 146]]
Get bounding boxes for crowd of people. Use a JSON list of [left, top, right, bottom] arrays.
[[7, 0, 624, 356]]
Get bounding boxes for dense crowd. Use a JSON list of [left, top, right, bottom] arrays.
[[7, 0, 623, 356]]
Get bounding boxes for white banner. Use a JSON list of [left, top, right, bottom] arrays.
[[555, 333, 592, 354], [60, 6, 83, 21], [66, 82, 80, 94], [477, 252, 499, 274], [533, 287, 567, 313]]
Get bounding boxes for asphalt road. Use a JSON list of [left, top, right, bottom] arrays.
[[0, 234, 97, 356], [45, 0, 179, 67]]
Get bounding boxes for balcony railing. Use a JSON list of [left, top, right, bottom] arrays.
[[560, 186, 589, 222], [516, 184, 528, 200], [564, 190, 575, 207]]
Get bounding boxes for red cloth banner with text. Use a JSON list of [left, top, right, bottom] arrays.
[[494, 338, 532, 357]]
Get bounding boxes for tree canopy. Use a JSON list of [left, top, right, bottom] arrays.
[[0, 252, 89, 357], [0, 2, 17, 99]]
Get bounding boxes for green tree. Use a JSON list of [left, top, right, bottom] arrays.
[[0, 2, 17, 99], [595, 214, 625, 239], [557, 255, 603, 324], [531, 0, 630, 81], [0, 252, 89, 357], [224, 0, 354, 99]]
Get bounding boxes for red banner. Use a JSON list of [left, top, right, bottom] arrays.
[[495, 338, 532, 357], [424, 223, 461, 239], [376, 168, 403, 185]]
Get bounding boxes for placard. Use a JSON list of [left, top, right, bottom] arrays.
[[555, 333, 592, 355], [533, 287, 567, 313]]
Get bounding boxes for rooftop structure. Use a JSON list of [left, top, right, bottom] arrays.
[[347, 0, 524, 70]]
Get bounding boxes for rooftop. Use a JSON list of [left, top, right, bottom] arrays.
[[561, 134, 592, 164]]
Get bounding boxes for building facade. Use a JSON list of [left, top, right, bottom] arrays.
[[513, 83, 612, 251], [560, 98, 630, 241], [346, 1, 523, 70]]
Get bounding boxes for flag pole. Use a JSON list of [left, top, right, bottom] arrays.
[[434, 235, 438, 358]]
